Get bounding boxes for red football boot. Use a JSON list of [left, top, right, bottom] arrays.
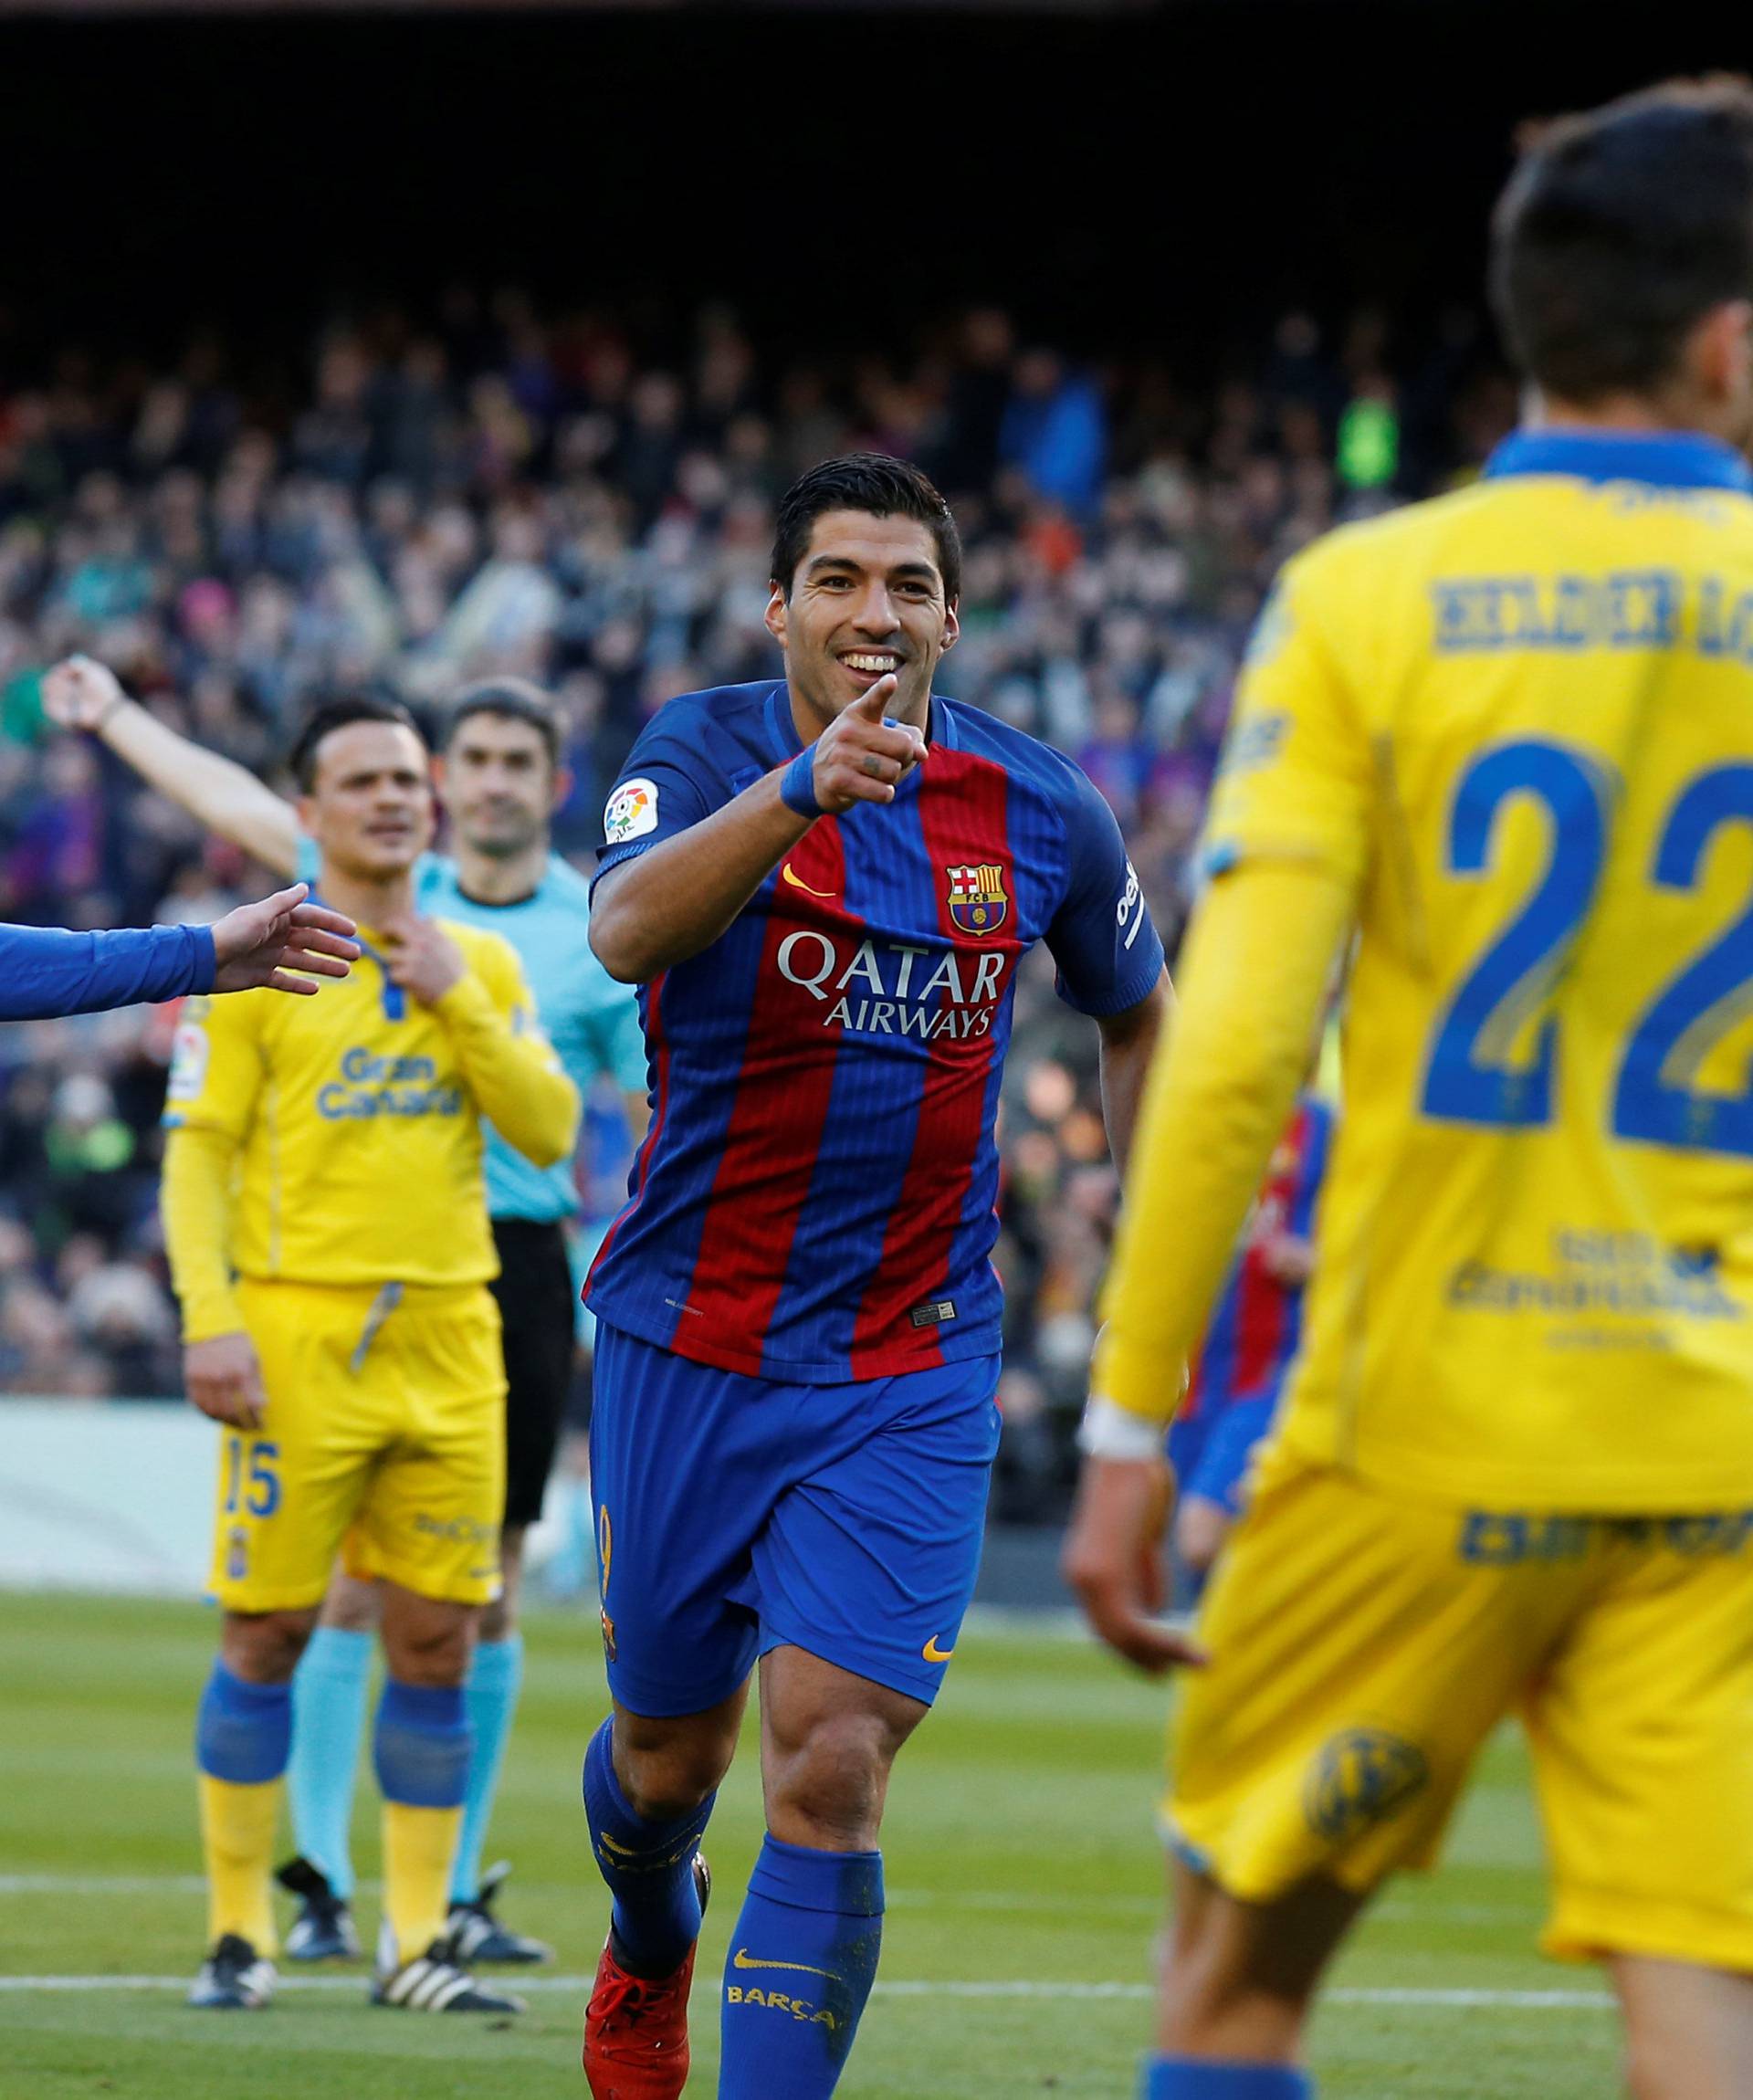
[[583, 1855, 709, 2100]]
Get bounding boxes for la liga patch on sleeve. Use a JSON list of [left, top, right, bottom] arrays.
[[166, 1015, 211, 1101], [604, 777, 659, 845]]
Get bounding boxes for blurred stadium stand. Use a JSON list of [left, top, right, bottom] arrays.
[[0, 0, 1725, 1564], [0, 297, 1512, 1455]]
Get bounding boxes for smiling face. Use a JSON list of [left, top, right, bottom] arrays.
[[765, 508, 960, 738], [297, 720, 435, 884]]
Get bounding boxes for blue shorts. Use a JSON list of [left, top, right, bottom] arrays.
[[590, 1321, 1002, 1716], [1169, 1393, 1277, 1519]]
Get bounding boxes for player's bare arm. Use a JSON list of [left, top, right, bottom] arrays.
[[43, 655, 302, 875], [163, 1084, 270, 1431], [1093, 968, 1173, 1177], [210, 883, 359, 995], [589, 675, 924, 982]]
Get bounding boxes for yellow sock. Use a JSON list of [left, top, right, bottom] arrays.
[[382, 1800, 462, 1962], [198, 1774, 279, 1955]]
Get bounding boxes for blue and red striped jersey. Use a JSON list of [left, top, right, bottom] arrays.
[[584, 678, 1164, 1382], [1181, 1094, 1334, 1422]]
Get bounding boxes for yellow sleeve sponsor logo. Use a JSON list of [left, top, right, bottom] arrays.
[[1219, 710, 1290, 780]]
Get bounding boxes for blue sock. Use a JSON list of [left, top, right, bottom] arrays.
[[719, 1835, 885, 2099], [581, 1717, 713, 1976], [1142, 2057, 1313, 2097], [449, 1634, 523, 1905], [287, 1626, 372, 1899], [195, 1662, 293, 1782], [373, 1679, 470, 1808]]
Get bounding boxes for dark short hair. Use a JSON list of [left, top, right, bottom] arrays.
[[288, 696, 425, 793], [771, 452, 962, 604], [444, 677, 562, 770], [1491, 78, 1753, 403]]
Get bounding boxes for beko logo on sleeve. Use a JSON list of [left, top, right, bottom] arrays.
[[604, 777, 659, 845], [1117, 860, 1143, 949]]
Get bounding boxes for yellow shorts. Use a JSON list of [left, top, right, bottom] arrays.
[[207, 1278, 506, 1613], [1170, 1444, 1753, 1972]]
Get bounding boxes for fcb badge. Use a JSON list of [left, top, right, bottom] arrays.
[[946, 862, 1009, 936]]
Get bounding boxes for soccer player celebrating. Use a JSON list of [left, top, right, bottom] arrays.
[[1067, 80, 1753, 2100], [578, 454, 1175, 2098], [159, 696, 579, 2013], [0, 883, 357, 1018], [46, 658, 645, 1961]]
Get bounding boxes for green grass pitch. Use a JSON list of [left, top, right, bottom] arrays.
[[1, 1591, 1622, 2097]]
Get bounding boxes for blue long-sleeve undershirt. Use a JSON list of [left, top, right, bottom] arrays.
[[0, 922, 217, 1021]]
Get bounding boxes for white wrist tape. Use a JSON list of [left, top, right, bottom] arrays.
[[1076, 1396, 1167, 1462]]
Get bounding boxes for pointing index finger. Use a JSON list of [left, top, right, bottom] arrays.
[[849, 673, 899, 717]]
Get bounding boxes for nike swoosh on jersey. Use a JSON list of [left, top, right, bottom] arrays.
[[732, 1948, 838, 1978], [922, 1636, 956, 1663], [781, 864, 836, 898]]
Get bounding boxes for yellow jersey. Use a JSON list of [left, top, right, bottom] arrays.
[[1109, 426, 1753, 1511], [162, 919, 579, 1339]]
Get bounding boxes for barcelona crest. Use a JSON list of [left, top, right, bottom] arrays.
[[946, 862, 1010, 936]]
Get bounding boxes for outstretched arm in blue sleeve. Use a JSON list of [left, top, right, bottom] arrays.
[[1, 885, 359, 1022], [0, 922, 216, 1020]]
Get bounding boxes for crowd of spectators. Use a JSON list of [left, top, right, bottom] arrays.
[[0, 293, 1515, 1506]]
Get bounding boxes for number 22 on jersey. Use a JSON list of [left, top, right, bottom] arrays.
[[1422, 738, 1753, 1158]]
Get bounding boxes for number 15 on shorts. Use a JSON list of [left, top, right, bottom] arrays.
[[222, 1435, 281, 1519]]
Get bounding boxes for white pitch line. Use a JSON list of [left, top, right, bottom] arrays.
[[0, 1877, 1536, 1928], [0, 1974, 1616, 2010], [881, 1984, 1613, 2010]]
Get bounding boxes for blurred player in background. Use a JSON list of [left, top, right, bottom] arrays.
[[0, 883, 356, 1018], [577, 454, 1179, 2100], [1067, 79, 1753, 2100], [1169, 1088, 1331, 1594], [47, 659, 645, 1961], [158, 696, 577, 2013]]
